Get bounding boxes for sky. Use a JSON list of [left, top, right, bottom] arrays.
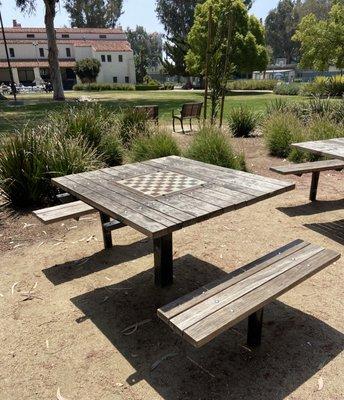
[[1, 0, 280, 32]]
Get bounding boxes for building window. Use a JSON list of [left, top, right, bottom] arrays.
[[125, 76, 129, 83], [39, 48, 44, 57], [62, 34, 69, 38], [113, 77, 117, 83], [9, 48, 15, 57], [27, 34, 35, 38], [101, 55, 106, 62], [66, 48, 71, 58], [118, 54, 123, 62], [99, 34, 107, 38], [107, 55, 112, 62]]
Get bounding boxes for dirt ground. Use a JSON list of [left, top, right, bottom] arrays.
[[0, 137, 343, 400]]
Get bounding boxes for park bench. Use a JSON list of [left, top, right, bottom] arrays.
[[158, 239, 340, 348], [172, 102, 203, 134], [133, 105, 159, 124], [270, 159, 344, 201], [33, 195, 125, 248]]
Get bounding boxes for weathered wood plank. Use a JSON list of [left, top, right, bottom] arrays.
[[292, 139, 344, 161], [158, 239, 308, 323], [270, 159, 344, 175], [170, 243, 324, 333], [33, 200, 95, 224], [183, 248, 340, 347]]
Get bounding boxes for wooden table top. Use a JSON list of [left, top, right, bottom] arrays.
[[52, 156, 295, 238], [292, 138, 344, 161]]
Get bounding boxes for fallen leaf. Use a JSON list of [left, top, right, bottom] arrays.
[[318, 377, 324, 391], [11, 282, 19, 295], [57, 387, 69, 400], [122, 319, 151, 336], [151, 352, 179, 371]]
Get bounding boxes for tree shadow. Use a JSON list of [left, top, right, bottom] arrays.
[[71, 255, 343, 400], [277, 199, 344, 217], [43, 237, 152, 285], [305, 219, 344, 245]]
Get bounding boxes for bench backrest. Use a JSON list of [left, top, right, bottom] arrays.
[[133, 105, 159, 121], [181, 102, 203, 118]]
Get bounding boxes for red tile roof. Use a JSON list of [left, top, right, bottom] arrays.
[[0, 60, 76, 68], [3, 27, 123, 34], [0, 40, 132, 52]]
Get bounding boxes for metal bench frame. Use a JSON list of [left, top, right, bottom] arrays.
[[172, 102, 203, 134]]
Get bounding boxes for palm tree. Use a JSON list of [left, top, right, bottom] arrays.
[[15, 0, 65, 100]]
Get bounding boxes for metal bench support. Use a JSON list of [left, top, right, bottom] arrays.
[[310, 171, 320, 202], [154, 233, 173, 288], [247, 308, 264, 348], [100, 213, 113, 249]]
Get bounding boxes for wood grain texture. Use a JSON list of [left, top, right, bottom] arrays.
[[270, 159, 344, 175], [292, 138, 344, 161], [33, 200, 95, 224], [52, 156, 295, 237], [158, 240, 340, 347]]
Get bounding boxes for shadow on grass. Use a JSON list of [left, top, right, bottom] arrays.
[[68, 252, 343, 400], [305, 219, 344, 245], [277, 199, 344, 217]]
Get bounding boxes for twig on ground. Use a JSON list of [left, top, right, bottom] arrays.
[[122, 319, 152, 336], [151, 352, 179, 371], [186, 356, 216, 378], [11, 282, 19, 295], [57, 387, 69, 400]]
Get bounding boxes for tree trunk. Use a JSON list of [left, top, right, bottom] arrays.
[[44, 0, 65, 101]]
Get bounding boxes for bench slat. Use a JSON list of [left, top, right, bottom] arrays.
[[270, 159, 344, 175], [183, 248, 339, 347], [33, 200, 95, 224], [157, 240, 340, 347]]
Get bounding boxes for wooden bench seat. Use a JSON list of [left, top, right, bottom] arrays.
[[158, 239, 340, 348], [33, 200, 95, 224], [33, 200, 126, 249], [270, 159, 344, 201]]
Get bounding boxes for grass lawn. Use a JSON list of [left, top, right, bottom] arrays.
[[0, 90, 300, 135]]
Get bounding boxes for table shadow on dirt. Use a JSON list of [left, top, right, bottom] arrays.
[[277, 199, 344, 217], [305, 219, 344, 245], [70, 255, 344, 400]]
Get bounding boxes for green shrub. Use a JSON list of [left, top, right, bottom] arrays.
[[117, 108, 151, 145], [73, 83, 135, 91], [273, 82, 303, 95], [302, 76, 344, 97], [0, 128, 102, 206], [227, 79, 277, 91], [98, 133, 124, 166], [185, 126, 246, 170], [228, 106, 258, 137], [130, 130, 181, 162], [75, 58, 101, 83], [263, 112, 305, 158], [161, 82, 175, 90], [266, 98, 289, 114], [135, 84, 160, 91]]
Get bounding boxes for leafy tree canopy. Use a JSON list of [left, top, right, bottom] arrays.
[[293, 2, 344, 70], [126, 26, 163, 83], [64, 0, 123, 28], [75, 58, 101, 83]]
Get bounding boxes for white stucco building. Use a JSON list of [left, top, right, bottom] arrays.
[[0, 21, 136, 88]]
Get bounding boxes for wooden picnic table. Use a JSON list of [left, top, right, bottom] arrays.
[[52, 156, 295, 287], [292, 138, 344, 161]]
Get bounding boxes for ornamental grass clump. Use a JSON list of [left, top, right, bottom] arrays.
[[185, 125, 246, 170], [130, 129, 181, 162], [227, 106, 258, 137], [117, 108, 151, 146], [263, 112, 304, 158]]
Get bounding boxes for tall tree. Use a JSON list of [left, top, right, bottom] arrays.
[[64, 0, 123, 28], [186, 0, 268, 121], [16, 0, 65, 100], [295, 0, 332, 19], [126, 26, 163, 83], [293, 2, 344, 70], [265, 0, 300, 64], [156, 0, 203, 77]]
